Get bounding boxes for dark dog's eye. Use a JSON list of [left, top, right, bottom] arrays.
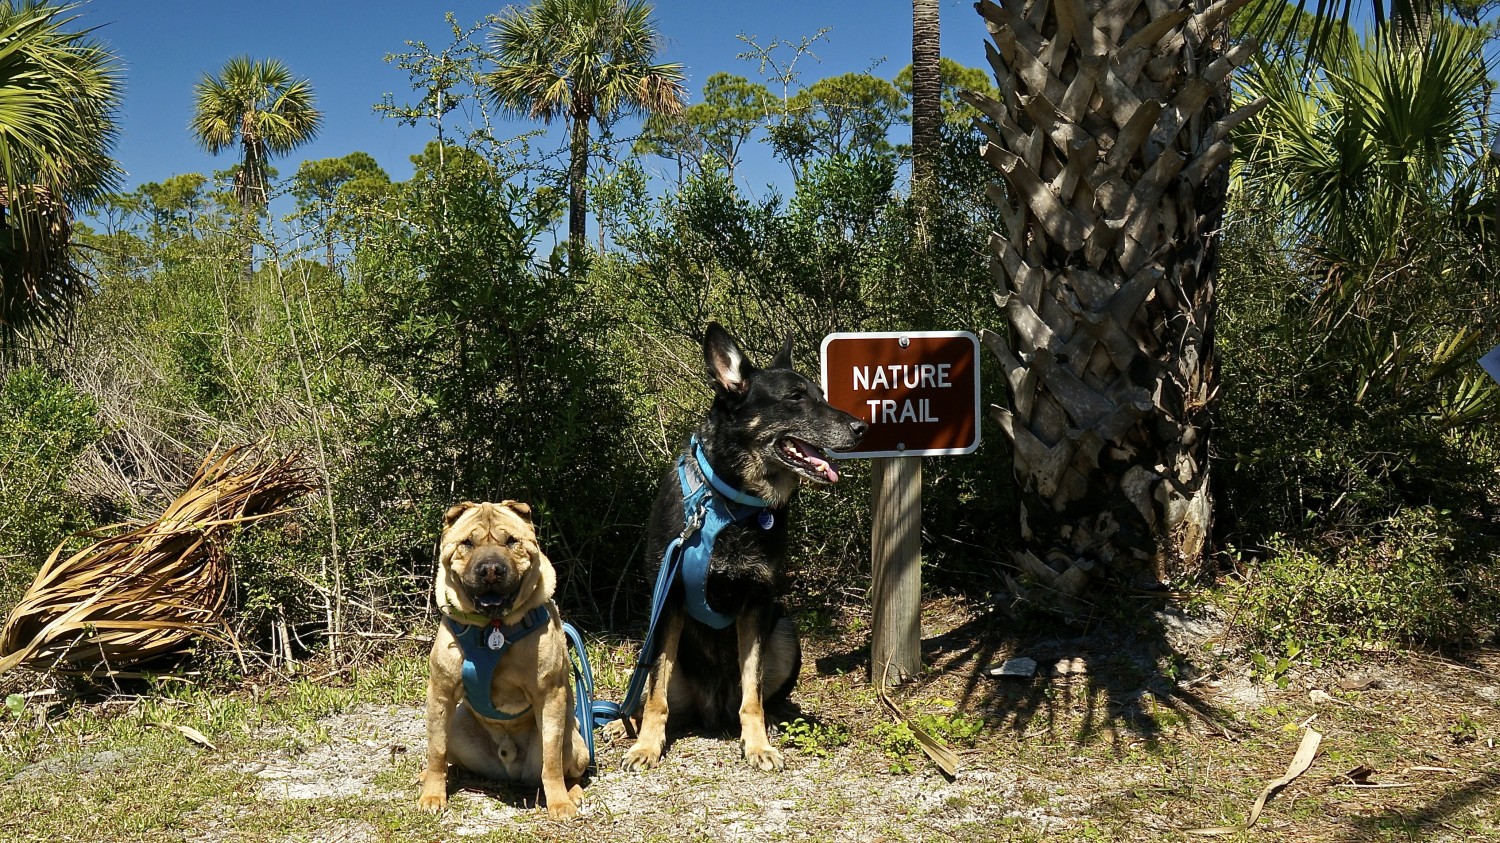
[[505, 536, 519, 548], [786, 390, 805, 402], [458, 539, 473, 550]]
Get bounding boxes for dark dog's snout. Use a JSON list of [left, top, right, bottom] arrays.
[[848, 419, 868, 443]]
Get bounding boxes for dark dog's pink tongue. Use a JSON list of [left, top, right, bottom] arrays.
[[792, 440, 840, 482], [821, 457, 840, 483]]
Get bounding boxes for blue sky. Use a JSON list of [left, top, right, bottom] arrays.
[[79, 0, 992, 204]]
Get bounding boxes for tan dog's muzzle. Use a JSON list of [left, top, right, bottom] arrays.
[[466, 546, 520, 612]]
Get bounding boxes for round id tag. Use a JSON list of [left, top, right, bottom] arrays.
[[487, 626, 506, 650], [757, 510, 774, 530]]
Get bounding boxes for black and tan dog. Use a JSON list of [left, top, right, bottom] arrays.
[[615, 322, 867, 772], [418, 500, 588, 819]]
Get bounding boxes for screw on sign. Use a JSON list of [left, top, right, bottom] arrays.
[[820, 331, 981, 458]]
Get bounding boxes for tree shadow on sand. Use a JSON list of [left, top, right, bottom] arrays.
[[814, 598, 1242, 757]]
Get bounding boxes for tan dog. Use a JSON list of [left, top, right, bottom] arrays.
[[418, 500, 588, 819]]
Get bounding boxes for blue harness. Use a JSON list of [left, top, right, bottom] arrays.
[[677, 437, 774, 629], [447, 605, 550, 721], [583, 436, 773, 731], [452, 437, 773, 766], [448, 603, 604, 766]]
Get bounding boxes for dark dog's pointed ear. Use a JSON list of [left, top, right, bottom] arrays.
[[703, 321, 751, 395], [500, 499, 533, 522], [444, 502, 476, 527], [770, 333, 794, 369]]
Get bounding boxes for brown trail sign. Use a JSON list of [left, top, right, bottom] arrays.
[[821, 332, 980, 687]]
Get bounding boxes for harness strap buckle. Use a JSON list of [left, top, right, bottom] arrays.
[[679, 498, 707, 541]]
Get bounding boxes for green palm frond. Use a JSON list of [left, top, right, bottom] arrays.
[[1238, 23, 1490, 269], [0, 0, 123, 342], [486, 0, 684, 123]]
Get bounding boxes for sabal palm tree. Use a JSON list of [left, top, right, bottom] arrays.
[[968, 0, 1257, 603], [967, 0, 1445, 606], [1239, 24, 1489, 274], [0, 0, 122, 346], [1236, 23, 1497, 430], [487, 0, 684, 257], [190, 56, 321, 271]]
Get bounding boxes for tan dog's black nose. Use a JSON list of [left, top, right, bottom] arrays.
[[471, 547, 514, 587]]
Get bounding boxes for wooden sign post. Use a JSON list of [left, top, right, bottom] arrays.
[[822, 332, 980, 688]]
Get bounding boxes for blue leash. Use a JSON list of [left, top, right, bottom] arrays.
[[562, 621, 600, 766]]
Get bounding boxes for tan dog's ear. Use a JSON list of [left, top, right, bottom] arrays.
[[443, 502, 476, 528], [500, 500, 533, 522]]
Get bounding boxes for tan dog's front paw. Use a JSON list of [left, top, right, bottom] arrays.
[[418, 791, 447, 813], [546, 794, 581, 820], [418, 768, 448, 812], [742, 742, 785, 771], [621, 741, 664, 772]]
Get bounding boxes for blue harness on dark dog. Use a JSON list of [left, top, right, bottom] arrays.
[[583, 436, 773, 730], [677, 436, 774, 629]]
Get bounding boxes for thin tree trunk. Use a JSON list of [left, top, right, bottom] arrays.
[[568, 108, 591, 263], [911, 0, 942, 328], [969, 0, 1263, 606]]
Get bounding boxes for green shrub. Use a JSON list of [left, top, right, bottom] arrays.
[[0, 367, 102, 606], [1228, 506, 1497, 662], [778, 716, 850, 757]]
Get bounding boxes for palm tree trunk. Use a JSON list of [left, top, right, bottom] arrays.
[[568, 108, 591, 261], [968, 0, 1264, 605], [911, 0, 941, 201]]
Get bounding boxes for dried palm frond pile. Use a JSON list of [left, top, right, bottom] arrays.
[[0, 445, 316, 677]]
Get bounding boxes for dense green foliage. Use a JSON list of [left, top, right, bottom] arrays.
[[0, 367, 99, 606], [1, 8, 1496, 672], [1217, 23, 1500, 654]]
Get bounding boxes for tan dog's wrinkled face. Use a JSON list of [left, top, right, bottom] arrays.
[[440, 500, 546, 617]]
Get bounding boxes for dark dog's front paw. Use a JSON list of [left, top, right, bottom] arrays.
[[601, 717, 636, 742], [621, 742, 664, 772], [742, 742, 785, 772]]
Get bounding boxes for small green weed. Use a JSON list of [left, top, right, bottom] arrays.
[[912, 711, 984, 747], [871, 720, 918, 774], [1250, 639, 1303, 689], [778, 717, 849, 758], [1449, 713, 1480, 745]]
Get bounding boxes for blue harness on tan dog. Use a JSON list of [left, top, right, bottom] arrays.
[[448, 603, 604, 766], [446, 606, 549, 721]]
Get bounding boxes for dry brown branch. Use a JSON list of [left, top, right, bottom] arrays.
[[0, 444, 316, 677]]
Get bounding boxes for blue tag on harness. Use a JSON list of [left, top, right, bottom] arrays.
[[757, 510, 774, 530]]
